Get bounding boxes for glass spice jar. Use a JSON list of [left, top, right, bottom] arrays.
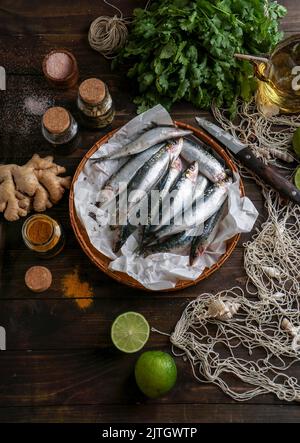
[[42, 106, 78, 154], [22, 214, 65, 258], [42, 49, 79, 89], [77, 77, 115, 129]]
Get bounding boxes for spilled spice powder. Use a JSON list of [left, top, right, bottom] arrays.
[[61, 268, 94, 309], [0, 77, 54, 136], [24, 96, 52, 116]]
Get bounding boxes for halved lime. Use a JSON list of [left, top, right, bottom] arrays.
[[111, 312, 150, 353], [292, 128, 300, 157], [294, 166, 300, 190]]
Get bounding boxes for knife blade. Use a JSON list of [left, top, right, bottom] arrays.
[[196, 117, 300, 205]]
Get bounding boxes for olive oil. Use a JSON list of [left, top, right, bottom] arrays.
[[236, 35, 300, 114]]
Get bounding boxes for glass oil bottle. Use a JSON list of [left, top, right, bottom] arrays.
[[235, 35, 300, 114]]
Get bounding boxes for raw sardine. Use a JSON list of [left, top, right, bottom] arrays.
[[143, 157, 183, 239], [147, 161, 199, 234], [114, 167, 171, 252], [125, 139, 183, 212], [114, 141, 182, 251], [141, 228, 196, 257], [94, 126, 192, 160], [189, 203, 226, 265], [114, 223, 136, 253], [193, 173, 209, 201], [99, 143, 164, 208], [153, 178, 231, 241], [181, 138, 226, 183]]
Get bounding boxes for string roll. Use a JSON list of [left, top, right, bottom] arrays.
[[88, 15, 130, 59], [88, 1, 131, 59]]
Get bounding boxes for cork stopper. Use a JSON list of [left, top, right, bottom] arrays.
[[25, 266, 52, 293], [79, 78, 106, 105], [43, 107, 70, 134]]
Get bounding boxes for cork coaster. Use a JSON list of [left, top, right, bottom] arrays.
[[43, 107, 70, 134], [25, 266, 52, 293], [79, 78, 105, 105]]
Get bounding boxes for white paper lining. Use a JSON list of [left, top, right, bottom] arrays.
[[74, 105, 258, 290]]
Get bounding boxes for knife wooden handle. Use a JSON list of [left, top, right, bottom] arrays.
[[235, 147, 300, 204]]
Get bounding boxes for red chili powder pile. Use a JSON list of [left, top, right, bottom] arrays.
[[61, 268, 94, 309]]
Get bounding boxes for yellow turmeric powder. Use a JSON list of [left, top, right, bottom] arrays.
[[61, 268, 94, 309]]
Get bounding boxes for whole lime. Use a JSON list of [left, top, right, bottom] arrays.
[[135, 351, 177, 398], [292, 128, 300, 157]]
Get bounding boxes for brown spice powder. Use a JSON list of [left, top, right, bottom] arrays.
[[61, 268, 94, 309], [27, 219, 53, 244]]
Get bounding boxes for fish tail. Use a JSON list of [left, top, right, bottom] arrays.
[[113, 239, 122, 253], [139, 224, 147, 246], [189, 249, 196, 266], [142, 233, 156, 246], [135, 243, 144, 256], [189, 245, 205, 265], [89, 154, 109, 162]]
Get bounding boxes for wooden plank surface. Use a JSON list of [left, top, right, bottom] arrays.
[[0, 350, 285, 407], [0, 403, 298, 423], [0, 0, 299, 423]]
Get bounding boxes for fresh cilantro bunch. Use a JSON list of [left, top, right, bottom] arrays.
[[115, 0, 286, 114]]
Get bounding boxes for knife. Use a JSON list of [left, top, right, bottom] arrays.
[[196, 117, 300, 205]]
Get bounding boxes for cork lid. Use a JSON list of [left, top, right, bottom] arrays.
[[79, 78, 106, 105], [42, 106, 70, 134], [25, 266, 52, 293]]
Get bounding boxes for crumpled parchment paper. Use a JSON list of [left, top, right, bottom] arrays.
[[74, 104, 258, 290]]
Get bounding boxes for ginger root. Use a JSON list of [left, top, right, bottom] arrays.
[[35, 165, 71, 204], [0, 154, 71, 221]]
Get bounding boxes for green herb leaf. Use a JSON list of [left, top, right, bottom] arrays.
[[116, 0, 287, 115]]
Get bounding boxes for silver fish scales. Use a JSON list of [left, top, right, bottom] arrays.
[[99, 143, 165, 208], [143, 156, 183, 239], [181, 138, 226, 183], [152, 179, 231, 241], [125, 139, 183, 213], [147, 161, 199, 235], [142, 228, 197, 257], [114, 140, 182, 251], [189, 203, 226, 265], [94, 126, 192, 160]]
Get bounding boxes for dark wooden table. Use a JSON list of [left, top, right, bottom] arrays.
[[0, 0, 299, 423]]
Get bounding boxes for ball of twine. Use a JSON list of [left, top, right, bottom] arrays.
[[88, 15, 130, 59]]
